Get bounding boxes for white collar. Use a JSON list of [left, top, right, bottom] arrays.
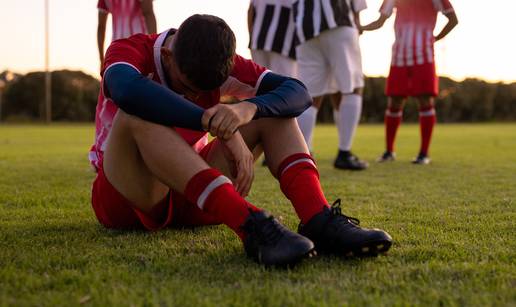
[[153, 29, 170, 85]]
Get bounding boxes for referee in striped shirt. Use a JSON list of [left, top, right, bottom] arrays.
[[248, 0, 298, 77], [294, 0, 368, 170]]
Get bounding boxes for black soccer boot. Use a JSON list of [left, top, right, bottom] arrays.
[[298, 199, 392, 257], [376, 151, 396, 163], [411, 152, 431, 165], [242, 210, 316, 266], [334, 150, 369, 171]]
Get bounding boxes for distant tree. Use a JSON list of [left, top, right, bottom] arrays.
[[2, 71, 515, 123], [3, 70, 99, 122]]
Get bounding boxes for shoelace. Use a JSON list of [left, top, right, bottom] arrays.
[[242, 213, 284, 245], [330, 199, 360, 225]]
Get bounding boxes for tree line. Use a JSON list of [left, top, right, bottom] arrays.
[[1, 70, 515, 123]]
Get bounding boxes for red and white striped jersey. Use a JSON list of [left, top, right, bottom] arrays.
[[97, 0, 148, 41], [89, 29, 269, 169], [380, 0, 454, 67]]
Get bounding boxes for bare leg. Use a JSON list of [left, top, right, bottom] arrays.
[[232, 117, 310, 178], [415, 95, 436, 158], [103, 111, 212, 213]]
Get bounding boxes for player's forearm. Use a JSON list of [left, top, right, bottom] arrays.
[[361, 15, 387, 31], [247, 4, 255, 37], [246, 73, 312, 118], [435, 13, 458, 41], [104, 64, 204, 130], [97, 26, 106, 64], [144, 13, 157, 34]]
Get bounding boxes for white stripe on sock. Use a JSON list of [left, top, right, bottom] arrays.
[[385, 110, 403, 117], [197, 176, 232, 210], [419, 109, 435, 117], [281, 158, 316, 177]]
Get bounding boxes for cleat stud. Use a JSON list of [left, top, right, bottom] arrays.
[[362, 247, 369, 253], [377, 244, 384, 250]]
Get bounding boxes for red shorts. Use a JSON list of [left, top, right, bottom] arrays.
[[91, 142, 221, 230], [385, 62, 438, 97]]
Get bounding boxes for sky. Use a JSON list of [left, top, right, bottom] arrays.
[[0, 0, 515, 83]]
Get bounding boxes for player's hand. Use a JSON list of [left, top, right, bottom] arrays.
[[202, 101, 257, 141], [221, 131, 254, 197]]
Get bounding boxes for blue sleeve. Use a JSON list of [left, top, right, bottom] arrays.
[[246, 72, 312, 118], [103, 64, 204, 130]]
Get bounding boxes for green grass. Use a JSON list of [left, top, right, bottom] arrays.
[[0, 123, 515, 306]]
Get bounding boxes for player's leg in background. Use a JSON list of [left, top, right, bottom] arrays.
[[414, 95, 436, 164], [380, 96, 406, 162], [297, 96, 322, 152], [324, 27, 367, 170], [333, 87, 368, 170], [295, 36, 328, 153]]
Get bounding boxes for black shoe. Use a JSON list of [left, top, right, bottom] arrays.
[[412, 153, 431, 165], [242, 210, 316, 266], [334, 150, 369, 170], [261, 159, 268, 167], [298, 199, 392, 257], [376, 151, 396, 163]]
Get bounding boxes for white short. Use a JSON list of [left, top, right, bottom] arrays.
[[251, 50, 298, 78], [296, 27, 364, 97]]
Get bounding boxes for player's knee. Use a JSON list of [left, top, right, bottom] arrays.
[[114, 110, 152, 133], [418, 96, 434, 108], [389, 97, 405, 109]]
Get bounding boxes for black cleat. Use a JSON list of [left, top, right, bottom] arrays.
[[298, 199, 392, 257], [412, 153, 431, 165], [242, 210, 316, 266], [377, 151, 396, 163], [334, 150, 369, 171]]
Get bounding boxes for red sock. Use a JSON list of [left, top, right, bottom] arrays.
[[183, 169, 259, 240], [419, 106, 436, 156], [278, 153, 329, 224], [385, 107, 403, 153]]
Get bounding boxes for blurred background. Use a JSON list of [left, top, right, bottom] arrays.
[[0, 0, 515, 123]]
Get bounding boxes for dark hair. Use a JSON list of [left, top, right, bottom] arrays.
[[174, 14, 236, 91]]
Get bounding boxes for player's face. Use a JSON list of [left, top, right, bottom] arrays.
[[173, 71, 202, 101], [162, 48, 202, 101]]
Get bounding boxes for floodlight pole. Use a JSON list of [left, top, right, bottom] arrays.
[[44, 0, 52, 123]]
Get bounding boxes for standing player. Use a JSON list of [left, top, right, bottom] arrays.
[[97, 0, 157, 68], [248, 0, 298, 77], [361, 0, 458, 164], [248, 0, 298, 165], [294, 0, 369, 170], [89, 14, 392, 266]]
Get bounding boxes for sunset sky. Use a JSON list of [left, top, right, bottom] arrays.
[[1, 0, 515, 82]]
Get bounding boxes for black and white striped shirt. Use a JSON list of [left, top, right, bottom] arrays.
[[249, 0, 298, 59], [293, 0, 367, 43]]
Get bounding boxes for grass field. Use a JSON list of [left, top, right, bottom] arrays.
[[0, 123, 515, 306]]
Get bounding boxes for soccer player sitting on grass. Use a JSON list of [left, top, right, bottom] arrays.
[[89, 14, 392, 266]]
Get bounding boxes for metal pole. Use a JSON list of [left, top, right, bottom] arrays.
[[44, 0, 51, 123]]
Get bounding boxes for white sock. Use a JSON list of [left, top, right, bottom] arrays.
[[297, 106, 318, 151], [337, 94, 362, 151]]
